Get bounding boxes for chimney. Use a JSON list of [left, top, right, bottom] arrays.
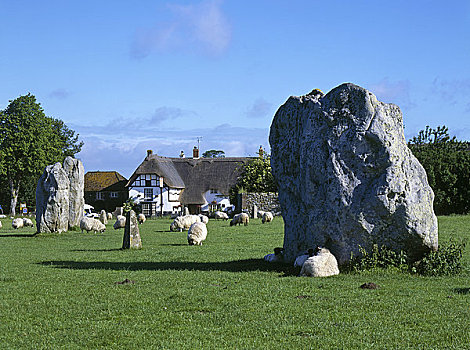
[[180, 150, 185, 158], [147, 149, 153, 156], [258, 145, 264, 158], [193, 146, 199, 159]]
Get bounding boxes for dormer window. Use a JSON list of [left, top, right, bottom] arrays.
[[210, 189, 218, 194], [133, 174, 158, 187]]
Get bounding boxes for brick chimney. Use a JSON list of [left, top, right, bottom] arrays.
[[146, 149, 153, 159], [193, 146, 199, 159]]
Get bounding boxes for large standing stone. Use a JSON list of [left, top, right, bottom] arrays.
[[63, 157, 85, 228], [269, 83, 438, 264], [122, 210, 142, 249], [36, 163, 70, 233], [99, 210, 108, 225]]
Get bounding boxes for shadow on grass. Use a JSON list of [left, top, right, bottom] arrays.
[[0, 233, 38, 238], [38, 259, 298, 275], [70, 248, 123, 252], [453, 287, 470, 295]]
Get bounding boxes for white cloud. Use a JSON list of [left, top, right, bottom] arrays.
[[432, 77, 470, 110], [49, 88, 71, 99], [369, 78, 416, 111], [131, 0, 231, 58], [246, 98, 273, 119]]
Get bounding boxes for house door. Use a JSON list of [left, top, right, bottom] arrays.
[[188, 204, 201, 215]]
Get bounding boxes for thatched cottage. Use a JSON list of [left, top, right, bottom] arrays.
[[126, 148, 250, 216]]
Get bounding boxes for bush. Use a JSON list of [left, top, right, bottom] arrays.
[[346, 241, 466, 276]]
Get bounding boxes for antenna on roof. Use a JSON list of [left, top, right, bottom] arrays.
[[196, 136, 202, 150]]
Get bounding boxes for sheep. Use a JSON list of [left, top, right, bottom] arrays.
[[257, 210, 266, 218], [294, 248, 315, 267], [22, 218, 34, 227], [113, 215, 126, 230], [99, 210, 108, 225], [0, 220, 2, 229], [12, 218, 24, 229], [187, 222, 208, 245], [137, 213, 146, 224], [213, 211, 229, 220], [170, 214, 200, 232], [198, 214, 209, 224], [299, 247, 340, 277], [230, 212, 249, 226], [264, 247, 284, 262], [261, 211, 273, 224], [107, 212, 113, 220], [80, 217, 106, 233]]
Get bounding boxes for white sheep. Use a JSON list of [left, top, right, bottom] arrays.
[[187, 222, 208, 245], [299, 247, 340, 277], [294, 248, 315, 267], [12, 218, 24, 229], [107, 212, 113, 220], [170, 215, 201, 232], [214, 211, 229, 220], [80, 217, 106, 233], [99, 210, 108, 225], [257, 210, 266, 218], [0, 220, 2, 229], [261, 211, 274, 224], [138, 213, 146, 224], [113, 215, 126, 230], [22, 218, 34, 227], [230, 213, 249, 226], [198, 214, 209, 224], [264, 247, 284, 262]]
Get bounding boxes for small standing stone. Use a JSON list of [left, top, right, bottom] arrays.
[[253, 204, 258, 219], [122, 210, 142, 249]]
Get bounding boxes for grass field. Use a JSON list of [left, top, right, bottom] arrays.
[[0, 215, 469, 349]]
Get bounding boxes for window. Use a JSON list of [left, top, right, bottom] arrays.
[[210, 189, 218, 194], [144, 188, 153, 200], [110, 192, 118, 198], [96, 192, 104, 200]]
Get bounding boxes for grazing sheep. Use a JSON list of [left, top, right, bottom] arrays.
[[299, 247, 340, 277], [138, 213, 146, 224], [187, 222, 208, 245], [264, 247, 284, 262], [99, 210, 108, 225], [107, 212, 113, 220], [22, 218, 34, 227], [170, 214, 200, 232], [230, 213, 249, 226], [12, 218, 24, 229], [80, 217, 106, 233], [257, 210, 266, 218], [294, 248, 315, 267], [113, 215, 126, 230], [214, 211, 229, 220], [262, 211, 274, 224], [198, 214, 209, 224]]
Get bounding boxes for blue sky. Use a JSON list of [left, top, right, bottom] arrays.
[[1, 1, 469, 178]]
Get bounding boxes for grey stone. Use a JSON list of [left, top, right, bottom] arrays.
[[253, 204, 258, 219], [99, 210, 108, 225], [269, 83, 438, 264], [63, 157, 85, 228], [122, 210, 142, 249], [36, 162, 70, 233]]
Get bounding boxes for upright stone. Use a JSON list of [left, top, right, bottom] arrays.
[[36, 163, 70, 233], [253, 204, 258, 219], [100, 210, 108, 225], [269, 83, 438, 264], [122, 210, 142, 249], [63, 157, 85, 228], [184, 207, 190, 216]]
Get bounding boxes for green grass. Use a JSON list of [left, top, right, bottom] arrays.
[[0, 215, 469, 349]]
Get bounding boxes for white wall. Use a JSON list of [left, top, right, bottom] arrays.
[[201, 190, 234, 212], [129, 186, 182, 215]]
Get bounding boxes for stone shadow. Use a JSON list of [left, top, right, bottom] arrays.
[[38, 259, 298, 276], [0, 233, 38, 238], [453, 287, 470, 295]]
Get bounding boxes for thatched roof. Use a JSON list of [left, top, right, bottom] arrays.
[[85, 171, 127, 192], [126, 154, 250, 205], [127, 154, 185, 189]]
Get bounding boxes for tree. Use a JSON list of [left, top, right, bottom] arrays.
[[202, 149, 225, 158], [230, 154, 277, 203], [0, 94, 83, 215], [408, 125, 470, 215]]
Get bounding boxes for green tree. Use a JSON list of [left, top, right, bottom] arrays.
[[202, 149, 225, 158], [408, 125, 470, 215], [230, 154, 277, 203], [0, 94, 83, 215]]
